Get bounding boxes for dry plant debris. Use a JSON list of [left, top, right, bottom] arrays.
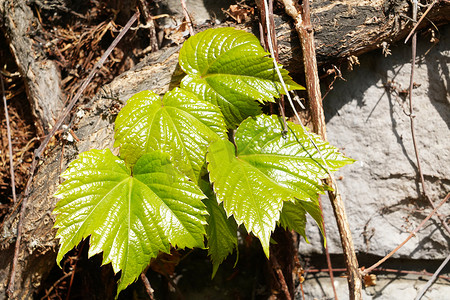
[[223, 4, 255, 24], [0, 37, 37, 221], [34, 3, 136, 98]]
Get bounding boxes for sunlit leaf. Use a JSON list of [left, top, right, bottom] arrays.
[[207, 114, 353, 256], [279, 198, 325, 244], [53, 149, 207, 297], [279, 201, 308, 240], [199, 180, 238, 277], [114, 88, 226, 183], [53, 28, 354, 297], [179, 27, 303, 128]]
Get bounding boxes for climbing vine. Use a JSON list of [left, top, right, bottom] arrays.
[[52, 27, 353, 297]]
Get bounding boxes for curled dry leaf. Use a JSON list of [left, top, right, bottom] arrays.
[[223, 4, 254, 24]]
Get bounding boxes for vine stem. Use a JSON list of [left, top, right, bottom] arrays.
[[360, 2, 450, 281], [306, 263, 450, 296], [361, 193, 449, 276], [305, 267, 450, 280], [258, 1, 294, 297], [318, 197, 339, 300], [6, 11, 139, 298], [404, 0, 437, 44], [407, 0, 450, 237], [409, 0, 426, 210], [140, 272, 155, 300], [260, 1, 338, 297], [280, 0, 362, 299], [414, 253, 450, 300], [270, 254, 292, 300], [180, 0, 194, 36]]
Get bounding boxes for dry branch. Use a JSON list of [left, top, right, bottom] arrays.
[[272, 0, 450, 74], [282, 0, 362, 299], [0, 0, 64, 134]]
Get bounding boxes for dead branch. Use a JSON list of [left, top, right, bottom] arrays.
[[281, 0, 363, 299], [415, 254, 450, 300], [180, 0, 194, 36], [0, 0, 65, 134], [406, 0, 450, 237]]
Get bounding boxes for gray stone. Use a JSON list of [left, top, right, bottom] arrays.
[[300, 24, 450, 260], [156, 0, 235, 26], [299, 272, 450, 300]]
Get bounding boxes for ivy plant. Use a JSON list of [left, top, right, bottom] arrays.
[[53, 27, 353, 297]]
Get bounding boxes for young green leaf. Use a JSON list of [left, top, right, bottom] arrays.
[[179, 27, 303, 128], [114, 88, 226, 183], [279, 198, 325, 244], [53, 149, 207, 297], [206, 114, 353, 256], [279, 201, 308, 241], [199, 180, 238, 277]]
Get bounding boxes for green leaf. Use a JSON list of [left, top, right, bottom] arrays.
[[279, 201, 308, 240], [206, 114, 353, 256], [114, 88, 227, 183], [279, 199, 324, 244], [199, 180, 238, 277], [179, 27, 303, 128], [53, 149, 207, 297]]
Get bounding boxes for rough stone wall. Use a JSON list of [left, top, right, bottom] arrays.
[[299, 24, 450, 300], [302, 274, 450, 300]]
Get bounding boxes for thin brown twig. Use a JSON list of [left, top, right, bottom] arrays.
[[404, 0, 437, 43], [180, 0, 194, 36], [376, 268, 450, 281], [140, 272, 155, 300], [415, 254, 450, 300], [409, 0, 426, 210], [361, 193, 450, 276], [299, 281, 305, 300], [257, 0, 285, 126], [34, 11, 139, 160], [318, 197, 339, 300], [258, 2, 297, 296], [404, 2, 446, 252], [407, 1, 450, 237], [1, 74, 17, 204], [270, 254, 291, 300], [40, 271, 74, 300], [0, 195, 23, 231], [6, 11, 140, 298], [281, 0, 362, 299], [322, 65, 345, 101], [137, 0, 159, 52], [65, 241, 86, 300]]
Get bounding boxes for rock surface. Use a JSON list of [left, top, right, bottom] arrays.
[[301, 271, 450, 300], [156, 0, 234, 26], [298, 24, 450, 299]]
